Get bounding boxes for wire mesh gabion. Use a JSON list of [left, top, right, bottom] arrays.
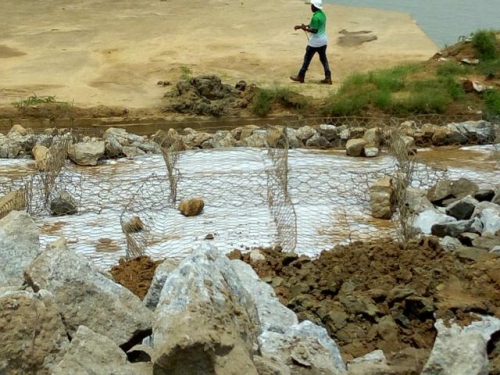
[[0, 115, 496, 265]]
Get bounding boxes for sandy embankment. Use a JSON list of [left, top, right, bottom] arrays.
[[0, 0, 439, 109]]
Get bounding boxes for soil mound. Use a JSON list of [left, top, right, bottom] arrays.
[[229, 237, 500, 369], [110, 255, 162, 300]]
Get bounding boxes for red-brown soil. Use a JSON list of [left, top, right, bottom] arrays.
[[110, 256, 163, 300]]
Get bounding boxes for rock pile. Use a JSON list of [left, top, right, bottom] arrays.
[[0, 119, 498, 164], [412, 177, 500, 257], [0, 211, 347, 374]]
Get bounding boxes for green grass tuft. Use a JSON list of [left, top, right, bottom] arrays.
[[472, 29, 500, 61]]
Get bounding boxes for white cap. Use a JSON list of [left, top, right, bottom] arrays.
[[310, 0, 322, 9]]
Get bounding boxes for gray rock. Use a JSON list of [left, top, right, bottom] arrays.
[[241, 129, 268, 148], [490, 245, 500, 255], [427, 179, 453, 204], [68, 141, 105, 166], [431, 219, 476, 238], [472, 235, 500, 251], [153, 244, 260, 375], [143, 259, 180, 310], [493, 188, 500, 205], [0, 289, 69, 375], [451, 178, 479, 200], [24, 237, 152, 349], [405, 188, 434, 215], [50, 190, 78, 216], [123, 145, 146, 158], [413, 209, 456, 235], [458, 232, 480, 246], [259, 320, 346, 375], [306, 133, 329, 148], [295, 126, 316, 142], [346, 138, 367, 157], [0, 211, 39, 287], [363, 146, 379, 157], [422, 316, 500, 375], [472, 201, 500, 236], [231, 259, 298, 333], [363, 128, 381, 147], [351, 349, 386, 365], [453, 120, 496, 144], [318, 124, 339, 142], [209, 130, 237, 148], [53, 325, 151, 375], [104, 136, 123, 157], [285, 128, 302, 148], [474, 188, 495, 202], [445, 195, 479, 220], [455, 246, 490, 261], [439, 236, 463, 251], [369, 177, 393, 220]]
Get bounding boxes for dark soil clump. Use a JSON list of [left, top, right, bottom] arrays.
[[110, 256, 163, 300]]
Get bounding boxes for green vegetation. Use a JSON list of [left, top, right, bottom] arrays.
[[180, 66, 193, 81], [12, 94, 70, 109], [246, 29, 500, 119], [472, 29, 500, 60], [251, 86, 310, 117], [320, 30, 500, 117]]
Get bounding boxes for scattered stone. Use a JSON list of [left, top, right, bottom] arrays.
[[363, 146, 379, 157], [445, 195, 478, 220], [346, 138, 367, 157], [363, 127, 381, 147], [68, 141, 105, 166], [472, 201, 500, 236], [427, 179, 453, 205], [50, 190, 78, 216], [178, 197, 204, 216], [122, 216, 145, 233], [0, 211, 39, 287], [369, 177, 393, 219], [204, 233, 214, 240], [474, 189, 495, 202], [439, 236, 462, 251], [450, 178, 479, 200], [24, 237, 153, 349], [413, 209, 456, 235], [431, 219, 476, 238], [471, 235, 500, 251], [32, 144, 50, 170], [8, 124, 28, 136]]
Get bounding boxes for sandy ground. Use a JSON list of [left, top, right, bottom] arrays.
[[0, 0, 439, 109]]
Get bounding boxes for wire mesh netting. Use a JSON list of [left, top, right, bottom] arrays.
[[0, 115, 498, 267]]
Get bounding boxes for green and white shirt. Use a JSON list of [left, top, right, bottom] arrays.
[[308, 10, 328, 47]]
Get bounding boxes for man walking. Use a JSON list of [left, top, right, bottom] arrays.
[[290, 0, 332, 85]]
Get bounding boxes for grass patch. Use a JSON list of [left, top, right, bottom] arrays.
[[12, 94, 70, 109], [472, 29, 500, 61], [251, 86, 310, 117], [482, 89, 500, 117], [436, 61, 471, 77]]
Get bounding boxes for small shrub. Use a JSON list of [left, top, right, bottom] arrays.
[[483, 88, 500, 117], [180, 66, 193, 81], [251, 88, 275, 117], [472, 30, 499, 61]]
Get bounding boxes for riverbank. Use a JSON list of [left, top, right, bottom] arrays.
[[1, 0, 438, 110]]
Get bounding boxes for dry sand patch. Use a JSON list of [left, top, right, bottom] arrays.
[[1, 0, 439, 109]]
